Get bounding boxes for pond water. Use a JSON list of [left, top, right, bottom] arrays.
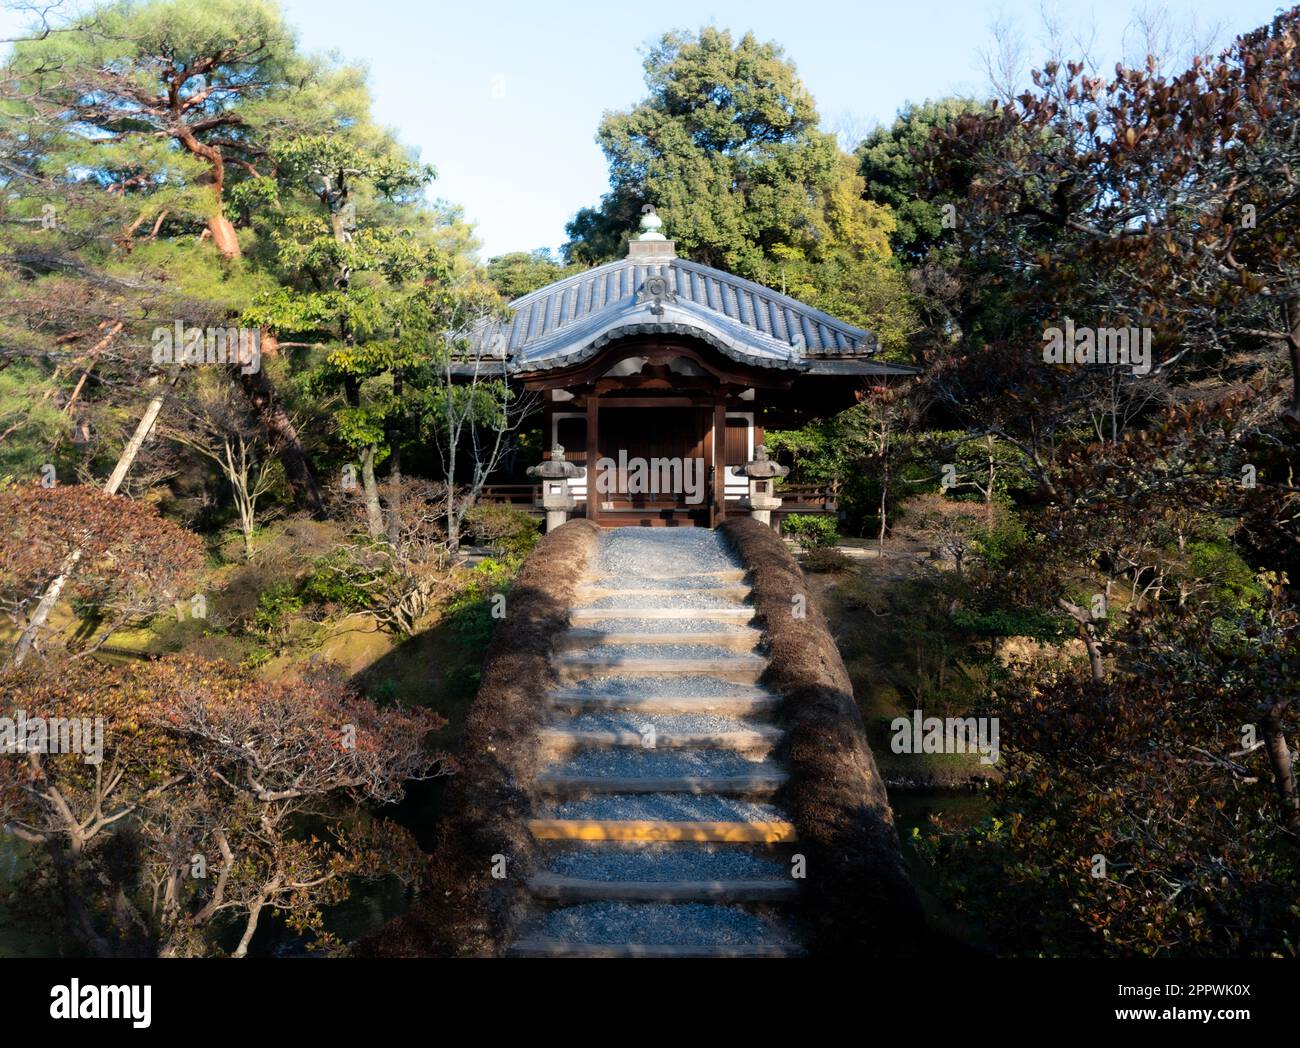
[[889, 787, 994, 949], [0, 835, 63, 958], [891, 787, 992, 838]]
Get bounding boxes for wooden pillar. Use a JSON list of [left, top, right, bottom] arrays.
[[715, 400, 727, 526], [701, 402, 713, 528], [586, 393, 600, 527], [705, 399, 723, 527]]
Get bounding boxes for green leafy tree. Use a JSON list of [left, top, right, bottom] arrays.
[[242, 132, 440, 538], [485, 249, 584, 301], [566, 27, 917, 349], [7, 0, 315, 258], [765, 154, 918, 352], [856, 98, 981, 265], [0, 0, 397, 512], [565, 27, 838, 274]]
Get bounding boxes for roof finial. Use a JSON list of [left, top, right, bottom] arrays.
[[626, 204, 677, 259], [637, 203, 667, 241]]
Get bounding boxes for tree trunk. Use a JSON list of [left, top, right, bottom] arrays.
[[1057, 597, 1106, 685], [64, 321, 123, 416], [1079, 623, 1105, 684], [878, 486, 887, 553], [360, 445, 384, 539], [104, 379, 169, 493], [231, 364, 325, 516], [446, 481, 460, 554], [161, 869, 182, 925], [386, 372, 403, 546], [386, 443, 402, 546], [175, 126, 241, 261], [985, 438, 996, 524], [207, 212, 240, 259], [236, 480, 256, 559], [1284, 297, 1300, 430], [1260, 700, 1300, 836], [50, 839, 114, 957], [13, 549, 82, 667], [13, 377, 172, 666]]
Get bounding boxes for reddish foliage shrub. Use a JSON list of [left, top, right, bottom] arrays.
[[0, 484, 205, 652], [359, 518, 601, 957]]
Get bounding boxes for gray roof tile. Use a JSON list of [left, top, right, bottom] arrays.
[[471, 256, 879, 374]]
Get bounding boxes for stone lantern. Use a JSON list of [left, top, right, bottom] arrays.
[[527, 445, 584, 533], [735, 445, 789, 526]]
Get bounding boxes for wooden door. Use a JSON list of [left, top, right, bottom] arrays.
[[596, 406, 709, 518]]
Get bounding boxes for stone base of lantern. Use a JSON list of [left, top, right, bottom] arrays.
[[539, 495, 577, 533], [740, 494, 783, 528]]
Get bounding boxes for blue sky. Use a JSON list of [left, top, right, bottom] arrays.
[[5, 0, 1292, 256]]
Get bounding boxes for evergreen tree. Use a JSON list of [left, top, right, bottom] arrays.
[[565, 26, 916, 351]]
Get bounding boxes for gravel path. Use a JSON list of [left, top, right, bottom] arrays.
[[522, 902, 793, 946], [546, 793, 786, 823], [576, 642, 758, 660], [580, 592, 746, 610], [559, 674, 765, 696], [558, 711, 761, 734], [589, 575, 741, 590], [543, 749, 771, 779], [596, 528, 740, 577], [546, 845, 787, 882], [579, 617, 750, 634]]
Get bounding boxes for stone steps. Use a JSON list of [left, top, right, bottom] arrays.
[[552, 653, 767, 683], [534, 771, 787, 796], [587, 569, 747, 584], [507, 938, 803, 958], [508, 529, 799, 958], [547, 689, 781, 716], [556, 628, 762, 650], [527, 819, 798, 843], [538, 726, 782, 752], [577, 585, 751, 601], [568, 605, 755, 623], [525, 871, 799, 903]]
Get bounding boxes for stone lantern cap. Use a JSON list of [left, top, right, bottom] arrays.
[[527, 445, 584, 480], [734, 445, 789, 480]]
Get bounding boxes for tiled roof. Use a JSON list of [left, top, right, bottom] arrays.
[[471, 256, 879, 374]]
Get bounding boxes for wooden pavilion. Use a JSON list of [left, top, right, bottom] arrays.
[[470, 208, 915, 527]]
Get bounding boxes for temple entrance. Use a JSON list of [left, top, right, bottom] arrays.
[[592, 403, 712, 526], [524, 335, 878, 530]]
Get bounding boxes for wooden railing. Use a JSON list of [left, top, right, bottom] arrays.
[[477, 484, 540, 509], [774, 484, 838, 514], [476, 482, 839, 519]]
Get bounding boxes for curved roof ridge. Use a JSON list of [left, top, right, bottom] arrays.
[[478, 253, 879, 370]]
